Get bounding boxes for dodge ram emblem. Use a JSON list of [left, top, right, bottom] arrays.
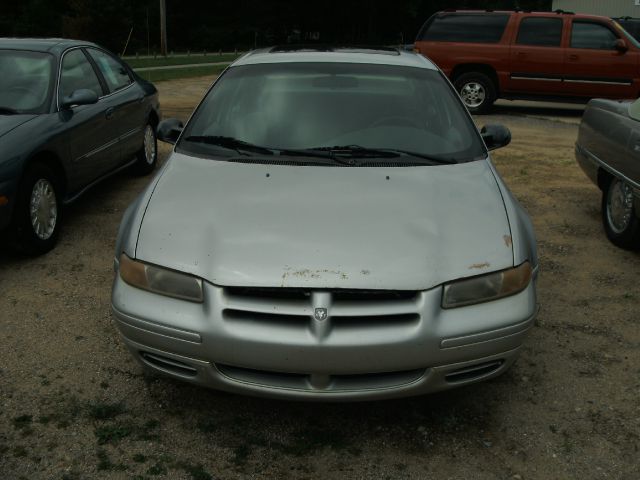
[[314, 308, 328, 321]]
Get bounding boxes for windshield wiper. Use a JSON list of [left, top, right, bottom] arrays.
[[306, 145, 458, 165], [183, 135, 274, 156], [0, 106, 19, 115]]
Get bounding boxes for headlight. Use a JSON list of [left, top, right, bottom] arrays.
[[119, 254, 203, 302], [442, 262, 532, 309]]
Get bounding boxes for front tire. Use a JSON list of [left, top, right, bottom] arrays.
[[11, 163, 63, 255], [602, 176, 640, 249], [453, 72, 497, 114], [133, 123, 158, 175]]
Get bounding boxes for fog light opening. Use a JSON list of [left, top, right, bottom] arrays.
[[140, 351, 198, 377], [445, 360, 504, 383]]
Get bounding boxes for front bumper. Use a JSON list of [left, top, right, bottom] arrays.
[[0, 177, 18, 230], [111, 267, 538, 401]]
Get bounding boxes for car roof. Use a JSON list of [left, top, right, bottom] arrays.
[[0, 37, 99, 54], [436, 9, 615, 22], [232, 46, 438, 70]]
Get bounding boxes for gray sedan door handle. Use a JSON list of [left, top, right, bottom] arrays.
[[105, 107, 115, 120]]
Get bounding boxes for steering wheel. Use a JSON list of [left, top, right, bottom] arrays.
[[369, 115, 424, 129]]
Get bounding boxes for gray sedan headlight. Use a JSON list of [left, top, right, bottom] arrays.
[[442, 262, 532, 309], [119, 254, 203, 302]]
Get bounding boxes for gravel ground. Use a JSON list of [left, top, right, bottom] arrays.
[[1, 77, 639, 480]]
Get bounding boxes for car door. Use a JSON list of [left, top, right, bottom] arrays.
[[58, 48, 118, 187], [565, 20, 637, 98], [508, 16, 566, 95], [86, 48, 145, 164]]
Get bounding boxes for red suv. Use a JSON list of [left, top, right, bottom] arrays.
[[414, 10, 640, 113]]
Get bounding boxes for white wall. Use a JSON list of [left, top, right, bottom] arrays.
[[552, 0, 640, 17]]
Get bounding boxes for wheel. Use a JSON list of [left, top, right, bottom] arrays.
[[453, 72, 497, 114], [11, 163, 63, 255], [601, 176, 640, 249], [132, 123, 158, 175]]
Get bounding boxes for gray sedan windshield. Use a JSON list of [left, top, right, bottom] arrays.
[[0, 50, 54, 114], [179, 63, 486, 163]]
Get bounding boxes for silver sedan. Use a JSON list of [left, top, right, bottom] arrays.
[[111, 47, 538, 401]]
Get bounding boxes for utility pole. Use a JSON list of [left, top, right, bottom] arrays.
[[159, 0, 168, 56]]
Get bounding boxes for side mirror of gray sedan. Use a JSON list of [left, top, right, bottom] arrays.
[[481, 124, 511, 151], [61, 89, 99, 109], [157, 118, 184, 144]]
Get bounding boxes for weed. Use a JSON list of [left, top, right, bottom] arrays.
[[96, 449, 127, 471], [197, 417, 217, 433], [232, 444, 251, 466], [147, 462, 167, 475], [133, 453, 147, 463], [95, 423, 133, 445], [12, 446, 28, 457], [180, 462, 213, 480], [137, 419, 160, 441], [87, 401, 126, 420], [12, 414, 33, 430]]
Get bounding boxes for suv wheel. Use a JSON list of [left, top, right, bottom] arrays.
[[11, 162, 63, 255], [454, 72, 496, 114], [602, 176, 640, 249]]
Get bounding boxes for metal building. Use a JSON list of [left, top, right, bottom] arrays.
[[552, 0, 640, 17]]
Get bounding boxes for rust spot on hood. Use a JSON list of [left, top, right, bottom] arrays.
[[503, 235, 513, 248], [469, 262, 490, 270]]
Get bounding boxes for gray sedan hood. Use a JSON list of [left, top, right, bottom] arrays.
[[0, 114, 37, 139], [136, 153, 514, 290]]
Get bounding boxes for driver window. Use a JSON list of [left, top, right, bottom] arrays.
[[59, 49, 103, 103]]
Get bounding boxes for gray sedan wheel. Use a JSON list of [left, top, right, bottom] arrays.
[[602, 177, 640, 249], [12, 162, 63, 255], [133, 123, 158, 175]]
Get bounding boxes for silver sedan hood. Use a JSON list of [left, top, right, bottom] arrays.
[[136, 153, 514, 290]]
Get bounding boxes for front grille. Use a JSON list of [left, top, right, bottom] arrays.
[[216, 363, 425, 391], [220, 287, 422, 332]]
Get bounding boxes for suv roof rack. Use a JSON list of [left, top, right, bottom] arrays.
[[269, 45, 400, 55], [553, 9, 575, 14]]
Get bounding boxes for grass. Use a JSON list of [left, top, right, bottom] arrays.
[[125, 53, 240, 69], [95, 423, 133, 445], [137, 65, 228, 83], [87, 401, 127, 421]]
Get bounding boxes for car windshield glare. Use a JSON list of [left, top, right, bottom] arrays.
[[179, 62, 486, 164], [0, 50, 54, 114]]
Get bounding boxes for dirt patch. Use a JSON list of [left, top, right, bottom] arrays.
[[1, 79, 639, 479]]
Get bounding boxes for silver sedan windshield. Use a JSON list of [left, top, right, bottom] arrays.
[[179, 63, 485, 163]]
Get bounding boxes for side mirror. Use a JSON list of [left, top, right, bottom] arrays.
[[614, 38, 628, 53], [61, 89, 99, 109], [481, 124, 511, 151], [157, 118, 184, 145]]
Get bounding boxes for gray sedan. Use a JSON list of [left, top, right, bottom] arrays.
[[576, 98, 640, 249], [112, 47, 538, 401], [0, 38, 160, 255]]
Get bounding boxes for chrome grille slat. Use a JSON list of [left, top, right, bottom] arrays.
[[221, 287, 421, 324]]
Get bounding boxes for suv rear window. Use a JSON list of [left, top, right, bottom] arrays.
[[418, 14, 509, 43], [516, 17, 563, 47]]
